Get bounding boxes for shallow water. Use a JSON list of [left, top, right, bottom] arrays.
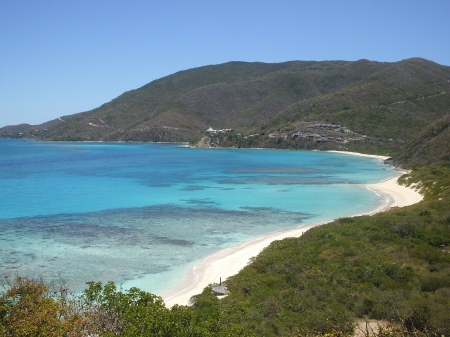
[[0, 139, 395, 294]]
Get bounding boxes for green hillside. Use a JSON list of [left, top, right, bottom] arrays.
[[189, 164, 450, 336], [186, 113, 450, 336], [262, 59, 450, 139], [2, 58, 449, 151], [393, 115, 450, 168]]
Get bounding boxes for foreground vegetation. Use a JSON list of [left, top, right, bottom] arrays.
[[188, 162, 450, 336], [0, 277, 253, 336]]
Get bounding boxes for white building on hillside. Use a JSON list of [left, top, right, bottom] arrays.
[[206, 127, 217, 135]]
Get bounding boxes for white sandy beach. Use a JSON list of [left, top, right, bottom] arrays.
[[162, 152, 423, 307], [327, 150, 390, 160]]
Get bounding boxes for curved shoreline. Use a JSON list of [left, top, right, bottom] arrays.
[[162, 154, 423, 307]]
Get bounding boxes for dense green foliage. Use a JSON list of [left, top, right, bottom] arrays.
[[394, 115, 450, 169], [81, 281, 253, 336], [264, 59, 450, 141], [0, 276, 86, 336], [190, 164, 450, 336], [1, 277, 254, 336]]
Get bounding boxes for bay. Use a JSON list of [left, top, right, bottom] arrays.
[[0, 139, 395, 295]]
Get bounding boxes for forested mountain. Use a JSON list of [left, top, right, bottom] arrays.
[[2, 58, 450, 149]]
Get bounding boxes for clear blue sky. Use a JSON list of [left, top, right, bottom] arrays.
[[1, 0, 449, 127]]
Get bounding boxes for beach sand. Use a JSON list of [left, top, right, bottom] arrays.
[[365, 174, 423, 208], [327, 150, 390, 160], [162, 152, 423, 307]]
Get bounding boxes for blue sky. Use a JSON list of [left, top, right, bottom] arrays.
[[1, 0, 449, 127]]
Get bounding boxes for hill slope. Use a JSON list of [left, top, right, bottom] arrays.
[[2, 58, 450, 149], [188, 134, 450, 336], [262, 58, 450, 139], [393, 115, 450, 168]]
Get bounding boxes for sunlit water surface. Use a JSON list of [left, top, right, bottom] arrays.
[[0, 139, 396, 294]]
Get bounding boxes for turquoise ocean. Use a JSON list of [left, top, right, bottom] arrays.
[[0, 139, 396, 295]]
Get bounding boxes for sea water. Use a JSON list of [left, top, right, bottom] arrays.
[[0, 139, 396, 295]]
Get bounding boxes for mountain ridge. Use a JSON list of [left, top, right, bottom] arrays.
[[2, 58, 449, 153]]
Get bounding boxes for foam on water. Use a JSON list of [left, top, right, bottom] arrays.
[[0, 139, 395, 294]]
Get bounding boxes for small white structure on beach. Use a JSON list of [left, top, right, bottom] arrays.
[[211, 277, 228, 296], [212, 283, 228, 296]]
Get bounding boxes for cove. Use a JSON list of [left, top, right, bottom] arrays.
[[0, 139, 396, 295]]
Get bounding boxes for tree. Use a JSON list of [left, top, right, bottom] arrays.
[[0, 276, 85, 336]]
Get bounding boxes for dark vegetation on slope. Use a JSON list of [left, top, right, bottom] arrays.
[[190, 163, 450, 336], [393, 115, 450, 168], [261, 58, 450, 140], [2, 58, 450, 155], [0, 277, 254, 337], [185, 130, 450, 336]]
